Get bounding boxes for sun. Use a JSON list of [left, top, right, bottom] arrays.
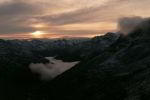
[[31, 31, 45, 38]]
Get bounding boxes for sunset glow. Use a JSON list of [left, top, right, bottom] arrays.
[[31, 31, 46, 38], [0, 0, 149, 39]]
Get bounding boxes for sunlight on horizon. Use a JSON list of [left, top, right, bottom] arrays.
[[31, 31, 46, 38]]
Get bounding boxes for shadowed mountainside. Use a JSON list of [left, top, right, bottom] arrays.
[[30, 20, 150, 100], [1, 19, 150, 100], [0, 35, 118, 100]]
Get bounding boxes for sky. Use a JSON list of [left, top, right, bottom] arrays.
[[0, 0, 150, 39]]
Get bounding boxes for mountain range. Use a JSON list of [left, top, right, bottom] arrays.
[[1, 19, 150, 100]]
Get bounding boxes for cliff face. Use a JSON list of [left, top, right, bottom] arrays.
[[33, 28, 150, 100]]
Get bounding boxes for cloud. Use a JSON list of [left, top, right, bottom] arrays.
[[0, 1, 41, 34], [117, 16, 150, 37], [117, 16, 143, 34], [29, 57, 79, 80], [0, 0, 150, 38], [36, 0, 124, 25], [0, 24, 36, 34], [0, 1, 38, 16], [131, 18, 150, 35]]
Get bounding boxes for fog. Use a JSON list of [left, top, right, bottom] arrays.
[[29, 57, 79, 80]]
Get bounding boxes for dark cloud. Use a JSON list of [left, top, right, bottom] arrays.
[[0, 1, 41, 34], [0, 24, 36, 34], [132, 18, 150, 36], [0, 1, 38, 16], [117, 16, 150, 37], [118, 16, 143, 34]]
